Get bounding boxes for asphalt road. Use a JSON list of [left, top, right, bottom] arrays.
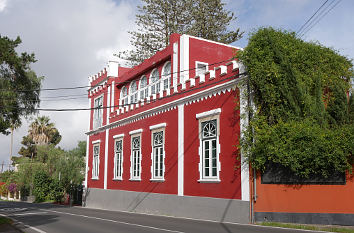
[[0, 201, 319, 233]]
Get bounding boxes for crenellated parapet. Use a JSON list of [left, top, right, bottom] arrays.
[[108, 60, 245, 121]]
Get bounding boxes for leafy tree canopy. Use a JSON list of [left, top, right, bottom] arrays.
[[238, 27, 354, 178], [0, 35, 42, 134], [118, 0, 243, 65]]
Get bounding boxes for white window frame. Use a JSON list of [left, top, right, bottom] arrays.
[[149, 68, 160, 95], [113, 134, 124, 180], [196, 109, 221, 182], [120, 86, 128, 106], [92, 142, 100, 180], [129, 81, 138, 104], [161, 61, 171, 91], [129, 129, 142, 181], [93, 95, 103, 129], [149, 123, 166, 181], [139, 75, 148, 100], [195, 61, 209, 76]]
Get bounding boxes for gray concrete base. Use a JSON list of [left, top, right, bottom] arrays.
[[255, 212, 354, 226], [84, 188, 249, 224]]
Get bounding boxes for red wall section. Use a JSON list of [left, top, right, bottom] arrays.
[[87, 132, 106, 189], [106, 109, 179, 195], [254, 170, 354, 214], [188, 37, 238, 78], [184, 90, 241, 199]]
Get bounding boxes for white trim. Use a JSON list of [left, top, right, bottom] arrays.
[[84, 98, 91, 188], [111, 81, 115, 113], [129, 129, 143, 135], [130, 133, 142, 180], [106, 86, 110, 124], [187, 34, 243, 50], [87, 78, 244, 135], [150, 129, 166, 180], [195, 61, 208, 76], [240, 85, 250, 201], [113, 133, 125, 139], [178, 104, 184, 196], [104, 129, 109, 189], [179, 35, 189, 84], [149, 123, 167, 130], [113, 137, 124, 180], [196, 108, 221, 119], [91, 139, 101, 144], [173, 42, 178, 89], [197, 116, 221, 182]]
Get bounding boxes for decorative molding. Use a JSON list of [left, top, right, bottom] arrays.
[[196, 108, 221, 119], [129, 129, 143, 135], [91, 139, 101, 144], [87, 77, 244, 136], [113, 133, 124, 139], [149, 123, 167, 130]]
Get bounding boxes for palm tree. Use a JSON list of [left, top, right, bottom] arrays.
[[28, 116, 61, 146]]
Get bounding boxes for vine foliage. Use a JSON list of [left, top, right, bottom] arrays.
[[238, 27, 354, 178]]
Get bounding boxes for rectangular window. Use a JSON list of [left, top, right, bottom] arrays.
[[130, 135, 141, 180], [201, 120, 218, 179], [196, 109, 221, 182], [114, 139, 123, 180], [196, 61, 208, 76], [92, 144, 100, 179], [93, 95, 103, 129], [152, 131, 164, 180]]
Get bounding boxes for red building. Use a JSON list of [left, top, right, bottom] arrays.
[[84, 34, 250, 223]]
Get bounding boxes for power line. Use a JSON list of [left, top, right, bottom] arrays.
[[0, 58, 234, 93], [0, 71, 246, 112], [299, 0, 342, 38], [296, 0, 329, 36]]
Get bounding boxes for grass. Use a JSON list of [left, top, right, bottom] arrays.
[[259, 222, 354, 233], [0, 216, 12, 225]]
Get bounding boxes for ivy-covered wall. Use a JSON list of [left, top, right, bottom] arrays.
[[238, 27, 354, 178]]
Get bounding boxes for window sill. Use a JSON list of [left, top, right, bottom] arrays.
[[129, 178, 141, 182], [112, 178, 123, 181], [198, 179, 221, 183], [91, 177, 99, 180], [150, 178, 165, 182]]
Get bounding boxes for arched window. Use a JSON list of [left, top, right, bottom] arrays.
[[201, 119, 218, 178], [162, 61, 171, 90], [130, 81, 138, 104], [121, 86, 128, 106], [150, 69, 160, 94], [139, 76, 148, 100]]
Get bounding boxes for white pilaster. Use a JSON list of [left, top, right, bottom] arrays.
[[240, 85, 250, 201], [111, 81, 115, 112], [104, 129, 109, 189], [84, 98, 91, 188], [173, 42, 178, 91], [179, 35, 189, 84], [178, 104, 184, 196], [106, 86, 111, 124]]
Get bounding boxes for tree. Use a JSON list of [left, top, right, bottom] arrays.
[[0, 35, 42, 135], [238, 27, 354, 178], [18, 116, 61, 159], [118, 0, 243, 65]]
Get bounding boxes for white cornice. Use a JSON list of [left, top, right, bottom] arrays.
[[129, 129, 143, 135], [196, 108, 221, 119]]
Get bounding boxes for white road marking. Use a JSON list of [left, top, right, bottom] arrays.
[[10, 211, 47, 216], [40, 209, 185, 233], [0, 213, 47, 233]]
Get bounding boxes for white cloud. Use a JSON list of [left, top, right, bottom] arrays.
[[0, 0, 7, 12], [0, 0, 136, 165]]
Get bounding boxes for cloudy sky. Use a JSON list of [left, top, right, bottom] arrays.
[[0, 0, 353, 167]]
